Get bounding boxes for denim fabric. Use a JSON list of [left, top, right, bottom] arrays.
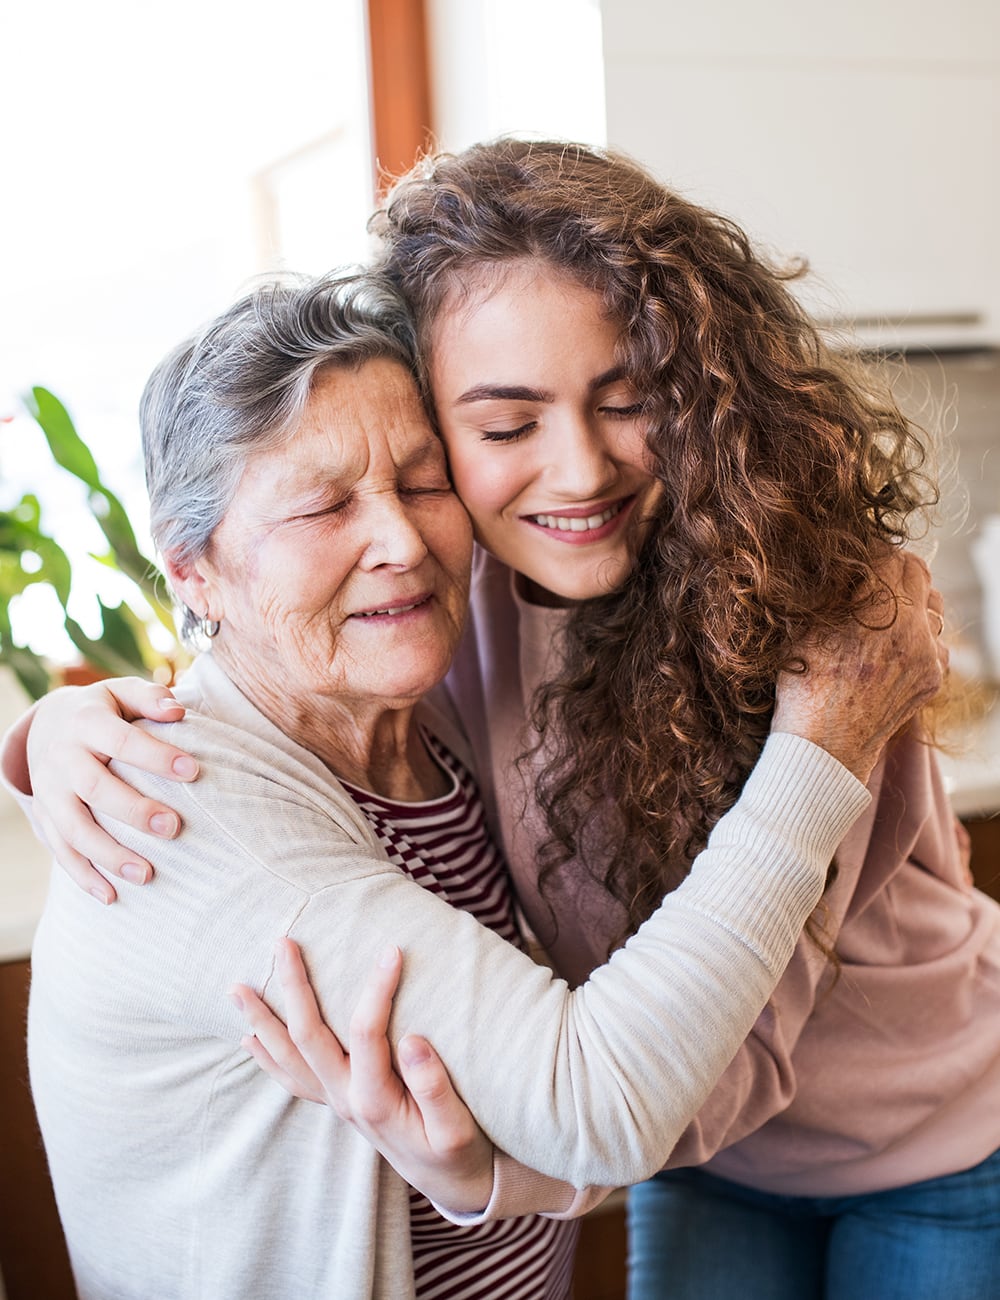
[[627, 1147, 1000, 1299]]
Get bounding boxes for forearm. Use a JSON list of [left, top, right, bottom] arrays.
[[289, 732, 869, 1188], [654, 776, 880, 1168], [1, 699, 40, 798], [658, 729, 961, 1169], [99, 718, 868, 1192]]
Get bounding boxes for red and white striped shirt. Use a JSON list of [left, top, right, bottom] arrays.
[[342, 727, 578, 1300]]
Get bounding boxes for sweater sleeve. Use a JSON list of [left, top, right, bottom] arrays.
[[112, 719, 866, 1191], [422, 729, 968, 1223], [655, 725, 968, 1170], [432, 730, 882, 1220]]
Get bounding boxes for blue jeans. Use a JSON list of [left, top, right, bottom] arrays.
[[627, 1148, 1000, 1300]]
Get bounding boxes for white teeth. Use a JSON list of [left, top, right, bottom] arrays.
[[530, 503, 623, 532], [359, 602, 419, 617]]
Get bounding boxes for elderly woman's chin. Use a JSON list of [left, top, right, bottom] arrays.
[[208, 544, 473, 726], [322, 588, 470, 707]]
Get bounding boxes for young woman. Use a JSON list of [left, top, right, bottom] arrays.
[[9, 140, 996, 1299]]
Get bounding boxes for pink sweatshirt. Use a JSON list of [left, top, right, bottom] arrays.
[[450, 548, 1000, 1200]]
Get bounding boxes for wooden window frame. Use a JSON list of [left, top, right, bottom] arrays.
[[366, 0, 434, 193]]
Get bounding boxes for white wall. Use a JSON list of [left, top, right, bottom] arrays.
[[599, 0, 1000, 348], [426, 0, 606, 150]]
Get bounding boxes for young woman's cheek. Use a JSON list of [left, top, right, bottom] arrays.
[[445, 442, 522, 526]]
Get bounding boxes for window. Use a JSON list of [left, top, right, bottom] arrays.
[[2, 0, 374, 660]]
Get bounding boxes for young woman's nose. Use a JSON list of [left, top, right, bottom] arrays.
[[545, 418, 620, 499], [359, 493, 430, 570]]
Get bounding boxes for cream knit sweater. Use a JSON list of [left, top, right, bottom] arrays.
[[26, 651, 867, 1298]]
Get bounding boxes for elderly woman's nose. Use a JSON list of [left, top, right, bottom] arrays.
[[359, 493, 430, 569]]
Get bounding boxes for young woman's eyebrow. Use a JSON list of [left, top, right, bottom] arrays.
[[454, 383, 554, 405], [454, 366, 630, 407], [590, 365, 630, 392]]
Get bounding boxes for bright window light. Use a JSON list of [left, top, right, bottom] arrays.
[[1, 0, 374, 663]]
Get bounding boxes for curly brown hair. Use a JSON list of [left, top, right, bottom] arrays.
[[372, 138, 938, 952]]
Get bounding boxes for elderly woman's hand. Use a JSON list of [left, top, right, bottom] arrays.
[[772, 549, 947, 784], [231, 940, 495, 1217], [16, 678, 198, 904]]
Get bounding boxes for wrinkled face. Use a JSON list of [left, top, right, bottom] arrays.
[[427, 261, 662, 605], [192, 359, 472, 711]]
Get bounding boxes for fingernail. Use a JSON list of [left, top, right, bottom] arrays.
[[150, 812, 179, 837], [399, 1035, 430, 1066], [158, 698, 182, 711], [172, 756, 198, 779], [120, 862, 150, 885], [378, 944, 399, 969], [89, 886, 113, 906], [228, 990, 244, 1012]]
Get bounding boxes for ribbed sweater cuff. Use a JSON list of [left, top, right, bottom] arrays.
[[677, 732, 871, 965], [430, 1151, 587, 1225]]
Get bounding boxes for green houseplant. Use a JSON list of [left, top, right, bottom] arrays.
[[0, 387, 183, 699]]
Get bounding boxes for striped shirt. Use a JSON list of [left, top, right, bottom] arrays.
[[341, 727, 579, 1300]]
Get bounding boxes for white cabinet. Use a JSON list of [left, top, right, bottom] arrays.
[[601, 0, 1000, 348]]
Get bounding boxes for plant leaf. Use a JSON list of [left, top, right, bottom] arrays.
[[8, 388, 180, 679], [0, 507, 74, 608], [25, 387, 102, 486], [0, 643, 53, 700], [64, 614, 148, 679], [93, 598, 146, 667], [88, 486, 145, 564]]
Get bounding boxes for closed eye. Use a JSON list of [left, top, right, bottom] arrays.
[[600, 402, 645, 418], [480, 422, 537, 444], [295, 498, 350, 521]]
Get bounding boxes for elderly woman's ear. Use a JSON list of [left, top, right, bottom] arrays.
[[163, 550, 223, 632]]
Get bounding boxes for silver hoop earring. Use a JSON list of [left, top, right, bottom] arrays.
[[204, 617, 221, 639]]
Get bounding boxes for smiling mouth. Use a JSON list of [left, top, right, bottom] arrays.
[[353, 595, 432, 618], [525, 500, 629, 533]]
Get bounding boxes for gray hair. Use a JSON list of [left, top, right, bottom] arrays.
[[140, 271, 419, 641]]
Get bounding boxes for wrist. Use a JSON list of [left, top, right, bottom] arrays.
[[770, 727, 879, 785], [425, 1158, 495, 1224]]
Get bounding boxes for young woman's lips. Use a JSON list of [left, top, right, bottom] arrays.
[[522, 496, 635, 544], [349, 594, 433, 621]]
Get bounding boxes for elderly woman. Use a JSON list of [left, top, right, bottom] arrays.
[[19, 270, 943, 1300]]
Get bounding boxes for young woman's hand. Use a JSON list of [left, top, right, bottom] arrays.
[[772, 549, 948, 783], [231, 939, 495, 1216], [20, 677, 198, 904]]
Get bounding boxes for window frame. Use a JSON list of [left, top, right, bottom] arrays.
[[366, 0, 434, 192]]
